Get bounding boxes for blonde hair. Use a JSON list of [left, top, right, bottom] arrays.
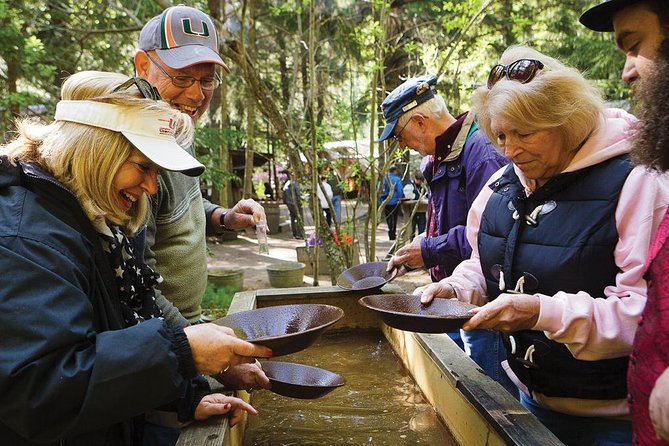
[[472, 46, 605, 153], [2, 71, 193, 234]]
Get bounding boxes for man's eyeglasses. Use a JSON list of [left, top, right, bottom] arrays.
[[393, 115, 413, 143], [145, 52, 221, 91], [112, 77, 162, 100], [487, 59, 545, 90]]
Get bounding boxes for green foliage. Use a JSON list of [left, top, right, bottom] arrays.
[[197, 152, 239, 188], [201, 282, 235, 310], [0, 0, 635, 155], [253, 180, 266, 198], [194, 127, 244, 189], [196, 126, 246, 149]]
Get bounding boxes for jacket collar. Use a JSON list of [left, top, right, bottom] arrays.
[[433, 111, 475, 166]]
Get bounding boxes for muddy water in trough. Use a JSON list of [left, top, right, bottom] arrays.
[[244, 331, 457, 446]]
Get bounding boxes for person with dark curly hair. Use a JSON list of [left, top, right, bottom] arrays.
[[627, 38, 669, 445], [580, 0, 669, 87]]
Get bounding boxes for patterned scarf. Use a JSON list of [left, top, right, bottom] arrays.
[[98, 224, 163, 327]]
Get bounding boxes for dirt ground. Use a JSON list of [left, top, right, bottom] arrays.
[[206, 200, 432, 293]]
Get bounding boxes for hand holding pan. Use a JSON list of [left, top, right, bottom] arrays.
[[184, 324, 272, 376], [337, 262, 398, 291]]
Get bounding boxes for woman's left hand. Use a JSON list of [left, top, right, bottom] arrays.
[[194, 393, 258, 426], [463, 293, 540, 332], [650, 367, 669, 441]]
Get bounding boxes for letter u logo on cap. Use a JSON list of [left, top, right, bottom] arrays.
[[181, 19, 210, 38]]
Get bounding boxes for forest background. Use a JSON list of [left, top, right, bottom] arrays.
[[0, 0, 630, 281]]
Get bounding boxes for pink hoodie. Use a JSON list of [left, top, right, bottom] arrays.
[[444, 109, 669, 417]]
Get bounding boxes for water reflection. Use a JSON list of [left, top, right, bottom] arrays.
[[244, 331, 457, 446]]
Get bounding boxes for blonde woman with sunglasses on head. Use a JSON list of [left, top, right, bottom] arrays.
[[0, 71, 272, 446], [416, 45, 669, 445]]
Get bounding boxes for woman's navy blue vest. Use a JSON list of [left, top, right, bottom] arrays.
[[478, 155, 632, 399]]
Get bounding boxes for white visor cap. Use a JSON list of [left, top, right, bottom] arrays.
[[54, 100, 204, 177]]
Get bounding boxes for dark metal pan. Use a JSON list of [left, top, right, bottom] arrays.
[[261, 361, 346, 399], [212, 304, 344, 356], [337, 262, 398, 291], [358, 294, 476, 333]]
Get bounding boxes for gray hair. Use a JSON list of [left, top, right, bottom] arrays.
[[396, 93, 450, 128]]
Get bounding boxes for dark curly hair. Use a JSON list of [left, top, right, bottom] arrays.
[[631, 38, 669, 171]]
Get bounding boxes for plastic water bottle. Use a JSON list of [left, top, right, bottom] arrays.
[[256, 220, 269, 255]]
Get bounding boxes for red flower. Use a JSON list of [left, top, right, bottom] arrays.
[[332, 231, 353, 246]]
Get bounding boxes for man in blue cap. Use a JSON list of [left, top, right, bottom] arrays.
[[580, 0, 668, 86], [381, 75, 514, 396]]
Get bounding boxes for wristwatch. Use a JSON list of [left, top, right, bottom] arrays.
[[219, 210, 233, 231]]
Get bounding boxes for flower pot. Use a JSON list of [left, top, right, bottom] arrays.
[[266, 262, 306, 288], [207, 267, 244, 292], [259, 201, 290, 233]]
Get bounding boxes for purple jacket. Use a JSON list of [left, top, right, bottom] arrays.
[[420, 114, 508, 281]]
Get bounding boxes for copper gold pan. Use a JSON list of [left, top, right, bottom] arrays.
[[213, 304, 344, 356]]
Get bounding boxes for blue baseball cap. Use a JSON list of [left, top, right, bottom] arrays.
[[378, 74, 438, 142]]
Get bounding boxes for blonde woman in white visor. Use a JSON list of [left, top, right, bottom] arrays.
[[0, 71, 272, 446]]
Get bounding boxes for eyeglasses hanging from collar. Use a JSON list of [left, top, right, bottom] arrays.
[[112, 77, 162, 101]]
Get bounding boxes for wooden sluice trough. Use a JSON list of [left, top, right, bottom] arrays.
[[176, 285, 563, 446]]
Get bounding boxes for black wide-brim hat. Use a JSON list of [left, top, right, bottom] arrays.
[[580, 0, 642, 32]]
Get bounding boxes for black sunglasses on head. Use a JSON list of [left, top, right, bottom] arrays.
[[487, 59, 545, 90], [112, 77, 162, 101]]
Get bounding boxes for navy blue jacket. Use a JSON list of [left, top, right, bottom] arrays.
[[0, 157, 201, 445], [478, 156, 632, 399]]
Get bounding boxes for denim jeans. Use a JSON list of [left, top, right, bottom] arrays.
[[332, 194, 342, 223], [447, 330, 464, 350], [461, 329, 518, 399], [411, 212, 426, 240], [520, 392, 632, 446]]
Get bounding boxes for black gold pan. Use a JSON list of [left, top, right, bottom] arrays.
[[337, 262, 398, 291], [261, 361, 345, 399], [358, 294, 476, 333]]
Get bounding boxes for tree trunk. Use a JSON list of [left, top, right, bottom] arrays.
[[242, 0, 257, 199], [207, 0, 231, 207]]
